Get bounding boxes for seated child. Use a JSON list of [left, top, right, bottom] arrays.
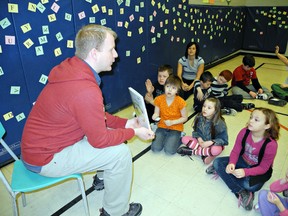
[[231, 54, 272, 99], [211, 69, 254, 115], [145, 65, 173, 123], [151, 75, 187, 155], [193, 71, 214, 113], [177, 97, 228, 164], [208, 108, 280, 211], [258, 168, 288, 216]]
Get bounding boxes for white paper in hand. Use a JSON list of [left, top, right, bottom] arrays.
[[128, 87, 151, 130]]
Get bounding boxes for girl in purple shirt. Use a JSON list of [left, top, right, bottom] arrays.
[[207, 107, 280, 211]]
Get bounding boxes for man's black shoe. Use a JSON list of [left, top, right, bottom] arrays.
[[92, 175, 104, 191]]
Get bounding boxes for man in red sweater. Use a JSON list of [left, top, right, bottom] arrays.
[[21, 24, 154, 216]]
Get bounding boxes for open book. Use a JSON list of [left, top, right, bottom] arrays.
[[128, 87, 151, 130]]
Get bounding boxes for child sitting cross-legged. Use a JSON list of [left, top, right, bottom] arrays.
[[208, 108, 280, 211], [177, 97, 228, 164], [193, 71, 214, 113], [211, 69, 255, 116]]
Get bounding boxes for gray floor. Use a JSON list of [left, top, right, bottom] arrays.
[[1, 55, 288, 216]]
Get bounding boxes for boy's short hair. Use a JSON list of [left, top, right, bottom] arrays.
[[219, 70, 232, 82], [165, 75, 182, 92], [158, 64, 173, 75], [200, 71, 214, 83], [242, 54, 255, 67]]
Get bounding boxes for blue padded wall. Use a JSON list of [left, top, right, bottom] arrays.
[[0, 0, 287, 166], [243, 7, 288, 52]]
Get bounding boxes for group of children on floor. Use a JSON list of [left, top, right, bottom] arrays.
[[142, 44, 288, 215]]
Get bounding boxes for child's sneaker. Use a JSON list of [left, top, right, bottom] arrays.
[[176, 146, 192, 156], [283, 189, 288, 197], [242, 103, 255, 110], [256, 93, 268, 100], [206, 165, 216, 174], [268, 97, 287, 107], [221, 107, 237, 116], [238, 190, 254, 211]]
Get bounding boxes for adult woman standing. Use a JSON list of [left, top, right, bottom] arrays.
[[177, 42, 205, 100]]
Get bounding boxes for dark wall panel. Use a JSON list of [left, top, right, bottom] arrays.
[[243, 7, 288, 52]]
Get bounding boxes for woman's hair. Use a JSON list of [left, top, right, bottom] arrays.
[[164, 75, 182, 93], [251, 107, 280, 140], [193, 97, 224, 138], [75, 24, 117, 59], [185, 42, 200, 59]]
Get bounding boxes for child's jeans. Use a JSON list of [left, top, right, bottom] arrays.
[[213, 156, 264, 194], [151, 127, 181, 155]]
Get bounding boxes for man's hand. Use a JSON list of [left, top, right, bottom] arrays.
[[125, 118, 141, 129], [134, 127, 155, 141]]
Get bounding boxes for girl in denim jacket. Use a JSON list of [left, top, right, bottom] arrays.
[[177, 97, 228, 164]]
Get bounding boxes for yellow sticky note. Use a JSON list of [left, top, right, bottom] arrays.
[[92, 5, 99, 13], [135, 5, 139, 12], [120, 8, 124, 14], [54, 47, 62, 57], [139, 16, 144, 22], [28, 3, 37, 12], [8, 3, 18, 13], [3, 112, 14, 121], [137, 57, 141, 64], [101, 6, 107, 13], [127, 31, 132, 37], [23, 38, 34, 49], [108, 9, 113, 15], [48, 14, 57, 22], [67, 40, 74, 48], [21, 23, 32, 33], [124, 21, 129, 28], [138, 27, 143, 34]]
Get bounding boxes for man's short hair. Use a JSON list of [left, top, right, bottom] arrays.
[[75, 24, 117, 60]]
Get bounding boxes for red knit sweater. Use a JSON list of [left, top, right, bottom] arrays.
[[21, 56, 134, 166]]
